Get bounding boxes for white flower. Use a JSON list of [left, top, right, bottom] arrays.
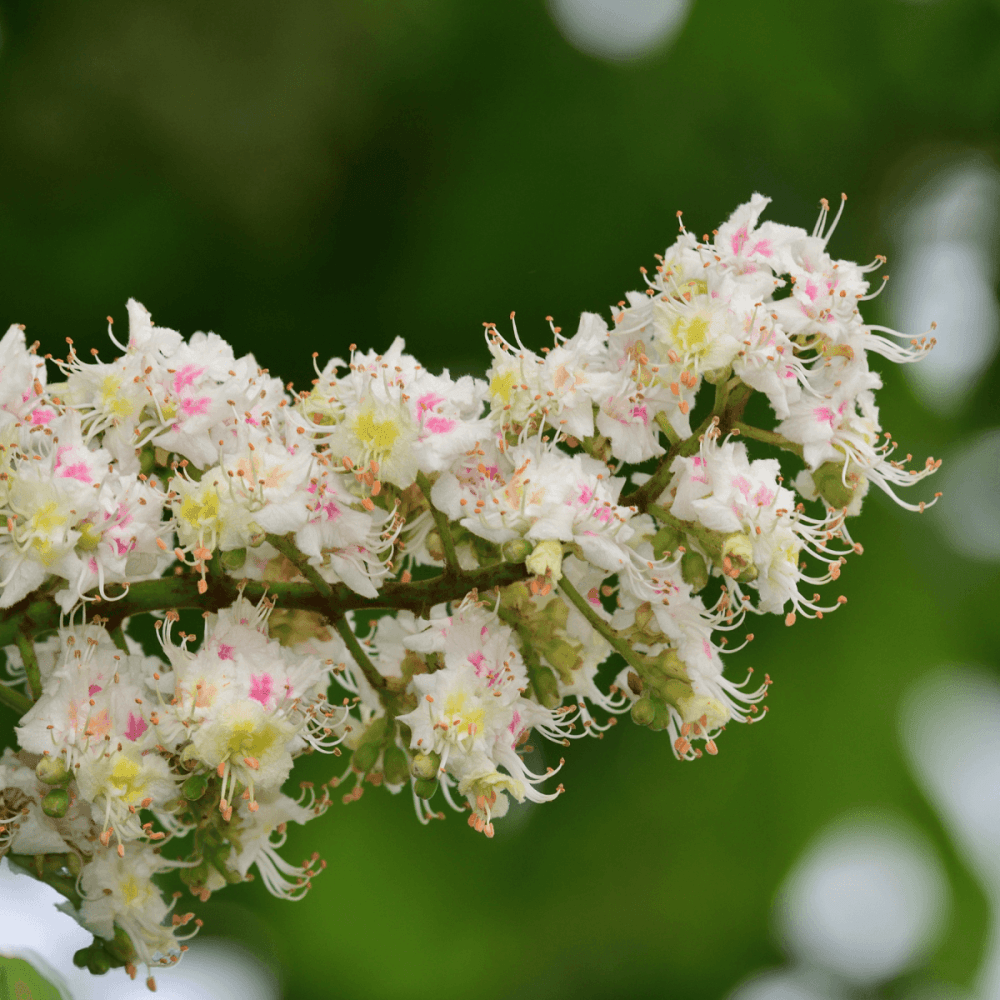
[[78, 845, 198, 971]]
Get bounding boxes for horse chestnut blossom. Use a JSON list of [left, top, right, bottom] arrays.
[[0, 194, 940, 990]]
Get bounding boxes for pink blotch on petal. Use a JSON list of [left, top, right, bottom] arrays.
[[249, 673, 273, 705], [124, 712, 148, 742]]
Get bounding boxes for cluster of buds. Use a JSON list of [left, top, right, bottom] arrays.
[[0, 194, 939, 989]]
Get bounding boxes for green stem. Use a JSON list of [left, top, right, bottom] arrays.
[[108, 626, 130, 655], [710, 371, 732, 419], [0, 561, 531, 651], [416, 471, 460, 578], [0, 682, 32, 715], [266, 533, 333, 598], [558, 576, 647, 675], [732, 421, 804, 457], [16, 633, 42, 701], [332, 615, 386, 691], [654, 412, 680, 448]]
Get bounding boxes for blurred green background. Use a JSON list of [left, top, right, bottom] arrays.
[[1, 0, 998, 997]]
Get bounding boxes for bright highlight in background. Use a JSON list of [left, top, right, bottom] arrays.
[[772, 818, 949, 985], [936, 429, 1000, 563], [547, 0, 692, 61], [888, 154, 1000, 414]]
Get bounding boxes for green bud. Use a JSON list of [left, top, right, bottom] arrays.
[[182, 773, 209, 801], [426, 529, 444, 562], [651, 525, 683, 560], [680, 550, 709, 592], [220, 547, 247, 571], [811, 460, 868, 513], [411, 751, 441, 780], [41, 788, 69, 818], [360, 715, 391, 746], [501, 538, 534, 563], [413, 777, 439, 800], [138, 446, 156, 477], [74, 943, 113, 975], [382, 745, 410, 785], [649, 699, 675, 732], [703, 364, 732, 385], [352, 742, 380, 774], [630, 697, 656, 727], [721, 532, 757, 582], [529, 664, 561, 709], [104, 924, 137, 965], [35, 756, 71, 786], [207, 844, 242, 884], [180, 860, 212, 891]]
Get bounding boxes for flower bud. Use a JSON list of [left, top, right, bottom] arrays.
[[721, 532, 756, 581], [413, 777, 439, 799], [680, 550, 709, 592], [103, 924, 137, 965], [501, 538, 534, 563], [352, 741, 380, 774], [75, 943, 113, 976], [647, 698, 677, 732], [410, 751, 441, 780], [221, 547, 247, 571], [382, 745, 410, 785], [525, 539, 563, 581], [809, 460, 869, 515], [529, 664, 561, 709], [35, 756, 71, 786], [359, 715, 390, 746], [41, 787, 69, 817], [182, 773, 209, 801], [425, 529, 444, 562], [630, 697, 656, 727]]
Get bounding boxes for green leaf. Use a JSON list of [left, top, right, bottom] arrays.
[[0, 952, 68, 1000]]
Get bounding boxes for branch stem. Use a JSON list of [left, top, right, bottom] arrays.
[[0, 682, 32, 715], [416, 471, 460, 577], [332, 615, 386, 691], [557, 576, 647, 675], [16, 634, 42, 701], [733, 421, 804, 457], [266, 534, 333, 598]]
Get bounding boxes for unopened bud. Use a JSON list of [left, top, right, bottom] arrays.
[[359, 715, 390, 746], [220, 547, 246, 571], [425, 529, 444, 562], [721, 532, 756, 581], [352, 742, 380, 774], [411, 751, 441, 780], [75, 943, 112, 976], [382, 745, 410, 785], [181, 773, 208, 801], [501, 538, 534, 563], [36, 756, 71, 785], [809, 460, 870, 515], [525, 539, 563, 581], [530, 664, 561, 708], [104, 924, 137, 965], [42, 787, 69, 817], [680, 550, 709, 592], [630, 697, 656, 726], [413, 776, 439, 799]]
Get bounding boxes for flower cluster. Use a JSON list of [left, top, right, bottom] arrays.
[[0, 195, 939, 989]]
